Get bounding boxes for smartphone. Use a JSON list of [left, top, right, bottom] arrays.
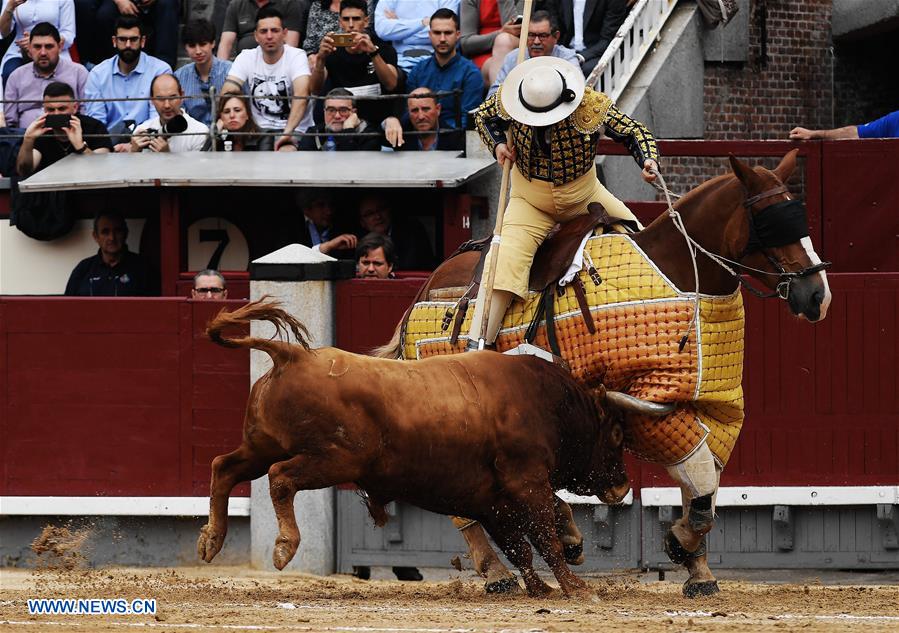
[[513, 15, 523, 25], [331, 32, 355, 47], [45, 114, 70, 129]]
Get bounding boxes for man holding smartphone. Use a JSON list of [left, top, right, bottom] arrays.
[[16, 80, 112, 176], [311, 0, 403, 127]]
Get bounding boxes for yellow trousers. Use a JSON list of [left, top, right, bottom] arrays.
[[494, 165, 640, 299]]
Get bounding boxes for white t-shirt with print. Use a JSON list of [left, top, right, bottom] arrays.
[[229, 45, 311, 131]]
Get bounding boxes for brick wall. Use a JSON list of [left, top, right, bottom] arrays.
[[662, 0, 835, 195]]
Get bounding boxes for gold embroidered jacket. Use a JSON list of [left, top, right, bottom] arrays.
[[474, 86, 660, 186]]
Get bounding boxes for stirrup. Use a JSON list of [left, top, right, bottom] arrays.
[[503, 343, 569, 368], [465, 338, 495, 352]]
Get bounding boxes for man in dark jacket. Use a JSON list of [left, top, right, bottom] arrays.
[[65, 212, 158, 296], [547, 0, 628, 74]]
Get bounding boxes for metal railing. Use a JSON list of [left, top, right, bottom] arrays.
[[586, 0, 680, 100], [0, 88, 466, 150]]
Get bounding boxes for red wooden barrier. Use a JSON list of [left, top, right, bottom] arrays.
[[335, 277, 428, 355], [0, 298, 250, 497]]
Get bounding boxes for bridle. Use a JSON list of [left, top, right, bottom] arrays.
[[731, 184, 831, 300], [652, 170, 831, 351]]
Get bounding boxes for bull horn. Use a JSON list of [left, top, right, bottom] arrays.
[[605, 391, 676, 417]]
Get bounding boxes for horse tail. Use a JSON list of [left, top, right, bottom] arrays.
[[207, 297, 311, 364], [369, 306, 409, 359]]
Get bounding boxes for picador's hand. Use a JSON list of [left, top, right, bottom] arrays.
[[495, 143, 516, 167], [641, 159, 659, 183]]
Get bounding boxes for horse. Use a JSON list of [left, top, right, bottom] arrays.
[[374, 150, 831, 597]]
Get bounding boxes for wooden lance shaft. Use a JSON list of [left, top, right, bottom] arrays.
[[471, 0, 534, 348]]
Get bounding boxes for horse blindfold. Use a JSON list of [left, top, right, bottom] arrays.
[[744, 199, 809, 255]]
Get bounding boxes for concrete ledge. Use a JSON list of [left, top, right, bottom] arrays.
[[249, 260, 356, 282], [833, 0, 899, 40], [0, 496, 250, 516], [641, 486, 899, 507]]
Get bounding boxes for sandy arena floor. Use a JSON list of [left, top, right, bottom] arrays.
[[2, 563, 899, 633]]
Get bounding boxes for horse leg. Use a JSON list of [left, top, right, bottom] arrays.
[[452, 517, 520, 593], [198, 444, 270, 563], [663, 441, 722, 597], [553, 496, 585, 565]]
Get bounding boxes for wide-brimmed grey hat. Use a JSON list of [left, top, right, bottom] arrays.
[[500, 56, 586, 126]]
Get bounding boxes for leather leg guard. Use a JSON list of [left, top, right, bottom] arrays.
[[688, 493, 715, 534], [664, 531, 707, 566]]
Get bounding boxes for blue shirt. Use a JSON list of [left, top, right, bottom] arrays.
[[175, 57, 233, 125], [374, 0, 460, 72], [857, 110, 899, 139], [83, 52, 172, 130], [488, 45, 582, 97], [406, 53, 483, 131]]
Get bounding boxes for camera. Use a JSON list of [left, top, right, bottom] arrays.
[[513, 15, 523, 25], [143, 115, 188, 138], [331, 32, 356, 47]]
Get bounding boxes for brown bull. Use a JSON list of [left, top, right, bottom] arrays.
[[197, 299, 630, 597]]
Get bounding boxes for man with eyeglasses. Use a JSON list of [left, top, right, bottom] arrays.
[[297, 87, 380, 151], [130, 74, 208, 153], [487, 10, 580, 97], [82, 15, 171, 148], [192, 269, 228, 300]]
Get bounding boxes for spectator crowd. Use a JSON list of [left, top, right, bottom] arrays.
[[2, 0, 634, 295]]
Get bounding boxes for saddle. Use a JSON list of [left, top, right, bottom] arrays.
[[438, 203, 636, 352]]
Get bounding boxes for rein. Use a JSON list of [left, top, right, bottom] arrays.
[[651, 169, 831, 350]]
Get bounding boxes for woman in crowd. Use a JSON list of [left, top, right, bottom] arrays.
[[204, 94, 273, 152], [459, 0, 522, 87], [0, 0, 75, 84]]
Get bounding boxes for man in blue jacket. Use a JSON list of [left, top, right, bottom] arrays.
[[790, 110, 899, 140]]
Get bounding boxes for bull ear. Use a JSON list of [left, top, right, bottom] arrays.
[[729, 154, 763, 191], [773, 148, 799, 183]]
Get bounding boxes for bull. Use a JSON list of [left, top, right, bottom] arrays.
[[196, 299, 630, 597]]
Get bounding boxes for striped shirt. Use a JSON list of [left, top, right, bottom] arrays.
[[175, 57, 233, 126]]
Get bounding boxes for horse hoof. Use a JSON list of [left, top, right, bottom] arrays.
[[563, 542, 585, 566], [485, 575, 520, 594], [663, 530, 691, 566], [683, 580, 720, 598]]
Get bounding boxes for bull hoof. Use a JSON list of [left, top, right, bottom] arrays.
[[272, 537, 298, 571], [563, 541, 585, 566], [683, 579, 720, 598], [485, 575, 520, 594], [663, 529, 692, 566], [197, 525, 223, 563]]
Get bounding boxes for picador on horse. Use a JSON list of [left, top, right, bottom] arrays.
[[380, 51, 832, 598]]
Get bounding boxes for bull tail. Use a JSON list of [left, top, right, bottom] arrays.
[[369, 306, 408, 359], [207, 297, 311, 364]]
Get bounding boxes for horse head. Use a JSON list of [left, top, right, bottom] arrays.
[[728, 150, 832, 322]]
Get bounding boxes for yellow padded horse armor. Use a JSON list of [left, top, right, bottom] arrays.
[[402, 234, 745, 467]]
